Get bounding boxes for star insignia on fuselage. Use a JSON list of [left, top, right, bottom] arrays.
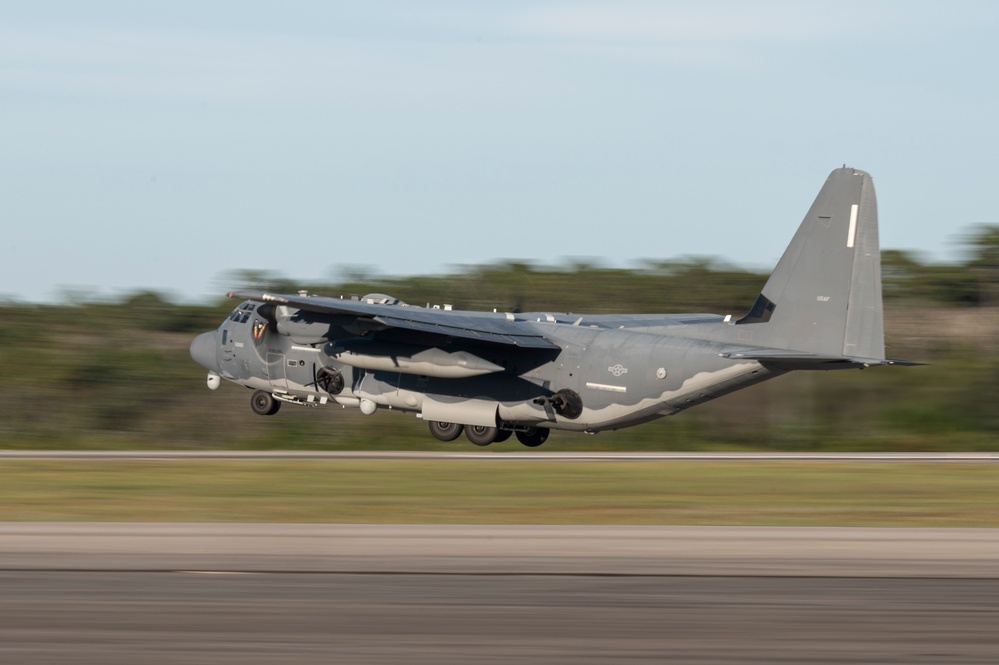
[[608, 364, 628, 377]]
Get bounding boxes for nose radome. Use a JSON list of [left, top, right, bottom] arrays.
[[190, 331, 218, 370]]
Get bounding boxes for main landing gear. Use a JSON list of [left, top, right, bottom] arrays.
[[428, 420, 464, 442], [515, 427, 549, 447], [427, 421, 545, 447], [464, 425, 513, 446]]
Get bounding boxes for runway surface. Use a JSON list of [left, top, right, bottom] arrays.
[[2, 524, 998, 663], [2, 450, 998, 461]]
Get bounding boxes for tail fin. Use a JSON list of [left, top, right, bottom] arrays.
[[737, 167, 885, 360]]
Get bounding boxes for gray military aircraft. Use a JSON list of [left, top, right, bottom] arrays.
[[190, 167, 913, 446]]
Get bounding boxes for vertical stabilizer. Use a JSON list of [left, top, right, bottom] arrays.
[[738, 167, 885, 360]]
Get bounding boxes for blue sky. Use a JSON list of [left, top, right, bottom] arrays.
[[3, 1, 998, 303]]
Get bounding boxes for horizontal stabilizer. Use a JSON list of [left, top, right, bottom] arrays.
[[719, 347, 923, 368]]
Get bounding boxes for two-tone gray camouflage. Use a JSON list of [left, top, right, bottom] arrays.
[[190, 167, 915, 447]]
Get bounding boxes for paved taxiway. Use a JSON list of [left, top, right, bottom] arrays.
[[3, 523, 999, 577], [2, 523, 998, 663]]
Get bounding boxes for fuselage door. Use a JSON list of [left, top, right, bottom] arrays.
[[220, 326, 234, 362], [266, 353, 288, 390]]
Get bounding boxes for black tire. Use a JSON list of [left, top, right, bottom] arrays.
[[494, 429, 513, 443], [465, 425, 498, 447], [428, 421, 464, 442], [516, 427, 549, 447], [250, 390, 280, 416]]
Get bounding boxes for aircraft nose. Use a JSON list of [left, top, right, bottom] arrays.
[[190, 331, 218, 370]]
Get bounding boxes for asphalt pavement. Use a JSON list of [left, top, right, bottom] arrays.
[[2, 523, 997, 664]]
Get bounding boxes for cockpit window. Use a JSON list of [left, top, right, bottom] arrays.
[[228, 304, 255, 323]]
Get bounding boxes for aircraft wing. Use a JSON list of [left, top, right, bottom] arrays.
[[229, 290, 560, 350]]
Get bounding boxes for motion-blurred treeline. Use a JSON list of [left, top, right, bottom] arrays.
[[1, 225, 997, 451]]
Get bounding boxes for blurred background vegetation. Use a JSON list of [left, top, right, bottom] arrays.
[[1, 225, 996, 451]]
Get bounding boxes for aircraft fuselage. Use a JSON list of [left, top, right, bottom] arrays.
[[191, 300, 779, 433]]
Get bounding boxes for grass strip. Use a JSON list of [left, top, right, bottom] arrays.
[[1, 460, 997, 526]]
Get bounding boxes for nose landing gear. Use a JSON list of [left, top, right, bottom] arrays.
[[250, 390, 281, 416]]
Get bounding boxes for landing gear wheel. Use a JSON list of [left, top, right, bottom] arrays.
[[250, 390, 281, 416], [465, 425, 499, 447], [494, 429, 513, 443], [428, 421, 464, 442], [516, 427, 549, 447]]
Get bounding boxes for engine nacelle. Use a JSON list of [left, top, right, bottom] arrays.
[[262, 304, 361, 345]]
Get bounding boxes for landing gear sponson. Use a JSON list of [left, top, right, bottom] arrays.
[[248, 392, 551, 447]]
